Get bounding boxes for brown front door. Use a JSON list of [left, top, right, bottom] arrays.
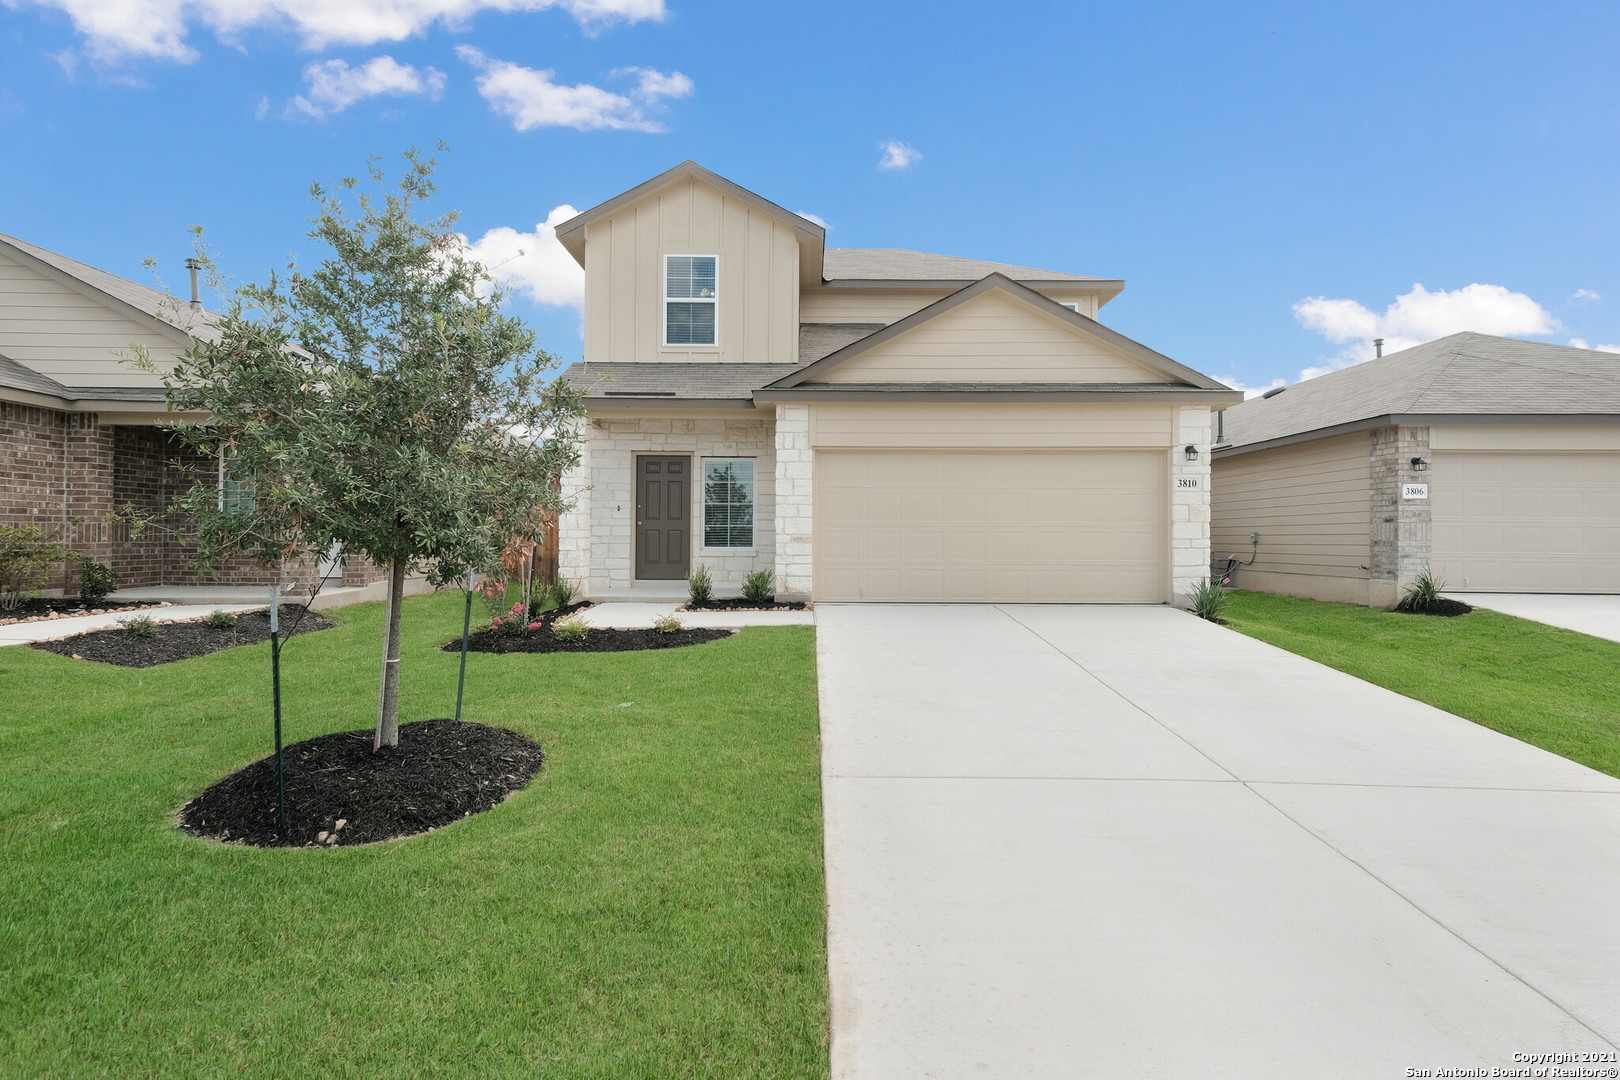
[[635, 455, 690, 580]]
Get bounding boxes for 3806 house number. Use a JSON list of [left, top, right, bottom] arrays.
[[1174, 476, 1203, 491]]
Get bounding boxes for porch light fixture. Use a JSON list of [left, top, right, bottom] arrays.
[[1184, 445, 1199, 462], [1410, 456, 1429, 472]]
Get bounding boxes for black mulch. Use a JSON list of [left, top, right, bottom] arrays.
[[177, 719, 543, 848], [29, 606, 335, 667], [445, 624, 734, 654], [1396, 598, 1475, 617], [680, 597, 808, 612], [2, 597, 162, 621]]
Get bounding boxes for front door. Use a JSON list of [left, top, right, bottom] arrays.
[[635, 455, 690, 580]]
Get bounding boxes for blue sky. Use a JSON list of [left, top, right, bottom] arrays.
[[3, 0, 1618, 391]]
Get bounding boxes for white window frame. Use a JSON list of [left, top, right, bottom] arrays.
[[217, 445, 255, 514], [664, 254, 719, 348], [1059, 301, 1082, 313], [700, 457, 755, 551]]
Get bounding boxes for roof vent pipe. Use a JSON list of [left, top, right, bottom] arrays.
[[1215, 407, 1226, 444], [185, 258, 202, 312], [1373, 338, 1384, 358]]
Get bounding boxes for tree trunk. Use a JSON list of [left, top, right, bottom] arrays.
[[373, 557, 406, 749]]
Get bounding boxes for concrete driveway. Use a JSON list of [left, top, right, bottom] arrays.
[[817, 604, 1620, 1079], [1456, 593, 1620, 645]]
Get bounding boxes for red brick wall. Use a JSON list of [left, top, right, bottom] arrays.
[[111, 425, 167, 587], [0, 402, 73, 591]]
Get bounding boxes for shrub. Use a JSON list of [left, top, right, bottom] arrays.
[[550, 576, 578, 610], [0, 524, 74, 610], [118, 614, 158, 638], [652, 614, 683, 634], [1188, 577, 1228, 623], [551, 614, 590, 642], [742, 569, 774, 605], [80, 560, 118, 605], [687, 564, 713, 606], [1396, 568, 1445, 613], [206, 609, 237, 629]]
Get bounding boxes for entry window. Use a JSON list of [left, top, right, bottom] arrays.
[[665, 255, 717, 346], [217, 449, 255, 514], [703, 458, 753, 547]]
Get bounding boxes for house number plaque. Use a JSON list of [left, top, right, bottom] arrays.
[[1174, 476, 1203, 491], [1402, 483, 1429, 500]]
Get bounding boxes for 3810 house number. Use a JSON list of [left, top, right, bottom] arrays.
[[1174, 477, 1203, 491]]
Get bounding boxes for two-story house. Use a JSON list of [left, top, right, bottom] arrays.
[[556, 162, 1241, 604]]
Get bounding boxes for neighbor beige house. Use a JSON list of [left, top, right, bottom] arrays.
[[555, 162, 1241, 604], [1210, 332, 1620, 605]]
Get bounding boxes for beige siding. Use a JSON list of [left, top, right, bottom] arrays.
[[1211, 433, 1372, 598], [1430, 423, 1620, 452], [0, 248, 180, 389], [809, 402, 1176, 449], [812, 292, 1166, 384], [815, 449, 1166, 602], [582, 177, 800, 365], [799, 287, 1099, 325]]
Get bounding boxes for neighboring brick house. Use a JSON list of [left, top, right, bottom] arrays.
[[555, 162, 1241, 604], [1210, 333, 1620, 605], [0, 232, 385, 595]]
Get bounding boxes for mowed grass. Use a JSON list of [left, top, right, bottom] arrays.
[[1225, 590, 1620, 779], [0, 593, 826, 1079]]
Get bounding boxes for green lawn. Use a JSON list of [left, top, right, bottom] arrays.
[[1225, 590, 1620, 779], [0, 593, 827, 1079]]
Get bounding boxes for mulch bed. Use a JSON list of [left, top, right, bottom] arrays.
[[177, 719, 543, 848], [29, 606, 335, 667], [1396, 598, 1475, 617], [0, 597, 167, 626], [445, 624, 734, 654], [680, 598, 808, 612]]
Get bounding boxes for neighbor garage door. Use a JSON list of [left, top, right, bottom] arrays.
[[1431, 452, 1620, 592], [814, 450, 1165, 602]]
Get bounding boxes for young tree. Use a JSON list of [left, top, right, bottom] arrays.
[[153, 147, 583, 748]]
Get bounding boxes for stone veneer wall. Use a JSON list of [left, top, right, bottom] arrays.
[[559, 414, 777, 595], [772, 404, 813, 600], [1170, 405, 1214, 604], [1368, 424, 1431, 608]]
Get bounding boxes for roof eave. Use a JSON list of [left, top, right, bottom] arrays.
[[584, 395, 757, 411], [754, 387, 1244, 404], [1212, 411, 1620, 458]]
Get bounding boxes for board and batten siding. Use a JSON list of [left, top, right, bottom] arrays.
[[808, 402, 1176, 449], [798, 287, 1098, 326], [812, 292, 1167, 385], [1210, 432, 1372, 604], [0, 247, 181, 389], [582, 177, 800, 365]]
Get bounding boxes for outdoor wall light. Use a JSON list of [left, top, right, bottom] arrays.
[[1184, 445, 1200, 462], [1410, 456, 1429, 472]]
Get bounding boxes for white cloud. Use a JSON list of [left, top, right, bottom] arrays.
[[1573, 288, 1602, 301], [1568, 338, 1620, 354], [26, 0, 666, 64], [1214, 375, 1287, 400], [793, 210, 828, 229], [878, 140, 920, 170], [458, 205, 584, 308], [1291, 282, 1560, 381], [286, 55, 445, 119], [458, 46, 689, 132]]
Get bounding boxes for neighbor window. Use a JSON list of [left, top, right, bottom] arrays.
[[703, 458, 753, 548], [217, 448, 255, 514], [1059, 301, 1082, 312], [665, 255, 717, 346]]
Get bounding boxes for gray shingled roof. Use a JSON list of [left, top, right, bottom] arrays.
[[769, 381, 1204, 394], [1217, 332, 1620, 450], [0, 232, 221, 342], [0, 352, 70, 398], [823, 249, 1104, 283], [560, 362, 798, 400], [800, 323, 883, 365]]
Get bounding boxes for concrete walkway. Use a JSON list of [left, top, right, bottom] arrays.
[[0, 603, 262, 647], [1456, 593, 1620, 645], [817, 604, 1620, 1078]]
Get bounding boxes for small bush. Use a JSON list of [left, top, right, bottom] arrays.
[[550, 577, 578, 609], [652, 614, 683, 634], [206, 609, 237, 629], [118, 614, 158, 638], [551, 614, 590, 642], [1396, 568, 1444, 613], [80, 560, 118, 605], [0, 524, 75, 610], [1188, 577, 1228, 623], [742, 569, 774, 605], [687, 564, 713, 606]]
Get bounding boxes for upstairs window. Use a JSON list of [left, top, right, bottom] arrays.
[[665, 255, 717, 346]]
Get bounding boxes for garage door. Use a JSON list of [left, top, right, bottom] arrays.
[[815, 450, 1165, 602], [1431, 452, 1620, 592]]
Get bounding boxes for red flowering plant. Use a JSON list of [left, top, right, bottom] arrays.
[[478, 579, 539, 634]]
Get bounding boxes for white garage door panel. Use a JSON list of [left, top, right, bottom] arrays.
[[816, 450, 1165, 602], [1432, 452, 1620, 593]]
